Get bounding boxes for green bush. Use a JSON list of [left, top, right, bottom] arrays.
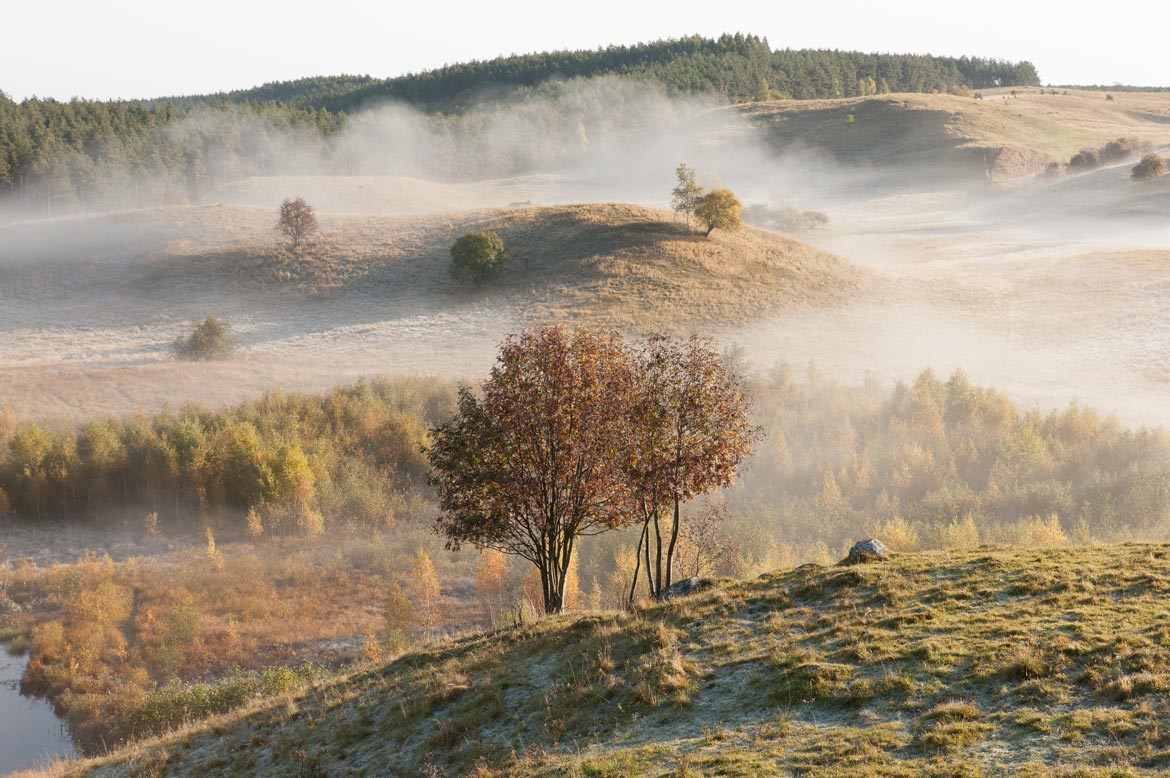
[[173, 316, 240, 361], [128, 663, 327, 739], [449, 232, 509, 286]]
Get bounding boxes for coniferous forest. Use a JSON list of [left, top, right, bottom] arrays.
[[0, 34, 1039, 211]]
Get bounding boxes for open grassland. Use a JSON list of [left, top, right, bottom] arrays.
[[0, 202, 863, 422], [740, 88, 1170, 179], [22, 544, 1170, 777]]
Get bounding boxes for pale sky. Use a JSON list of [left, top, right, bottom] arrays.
[[4, 0, 1167, 101]]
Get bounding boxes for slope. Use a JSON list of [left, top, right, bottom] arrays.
[[741, 87, 1170, 180], [0, 201, 864, 338], [35, 544, 1170, 777]]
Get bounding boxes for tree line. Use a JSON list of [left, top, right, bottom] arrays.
[[0, 93, 343, 213], [217, 34, 1040, 112], [5, 347, 1167, 602], [0, 35, 1039, 210], [0, 378, 449, 531]]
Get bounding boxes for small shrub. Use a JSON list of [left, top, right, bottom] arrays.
[[1131, 153, 1167, 182], [742, 203, 829, 232], [1068, 148, 1101, 173], [173, 316, 239, 361], [449, 232, 509, 286]]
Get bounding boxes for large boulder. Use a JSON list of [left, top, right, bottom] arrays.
[[843, 538, 889, 565], [657, 577, 710, 602]]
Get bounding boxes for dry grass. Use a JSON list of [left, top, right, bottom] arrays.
[[26, 544, 1170, 777], [126, 202, 866, 328], [739, 87, 1170, 179], [0, 202, 863, 422]]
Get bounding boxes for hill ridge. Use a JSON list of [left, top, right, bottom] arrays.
[[37, 544, 1170, 777]]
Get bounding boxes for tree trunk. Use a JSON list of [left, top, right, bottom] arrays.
[[653, 509, 664, 598], [643, 523, 656, 598], [628, 519, 647, 606], [665, 498, 681, 590]]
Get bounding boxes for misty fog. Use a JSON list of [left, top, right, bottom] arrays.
[[0, 78, 1168, 431]]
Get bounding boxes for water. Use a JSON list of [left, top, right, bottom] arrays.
[[0, 650, 76, 776]]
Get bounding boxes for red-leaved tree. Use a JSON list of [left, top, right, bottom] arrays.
[[427, 326, 637, 614], [277, 197, 318, 249], [626, 334, 760, 601]]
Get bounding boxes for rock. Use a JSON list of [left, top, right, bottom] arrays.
[[843, 538, 889, 565], [657, 577, 710, 602]]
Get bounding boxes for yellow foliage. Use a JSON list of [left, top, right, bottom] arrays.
[[474, 549, 510, 625], [1016, 514, 1069, 548], [875, 516, 921, 552], [935, 516, 980, 549], [408, 549, 442, 635]]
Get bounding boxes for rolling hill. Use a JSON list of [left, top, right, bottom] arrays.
[[0, 201, 864, 334], [0, 201, 864, 420], [742, 87, 1170, 180], [32, 544, 1170, 777]]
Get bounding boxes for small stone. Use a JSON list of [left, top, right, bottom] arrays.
[[844, 538, 889, 565], [657, 577, 710, 602]]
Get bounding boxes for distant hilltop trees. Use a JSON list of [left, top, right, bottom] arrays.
[[0, 35, 1040, 211], [246, 34, 1040, 112]]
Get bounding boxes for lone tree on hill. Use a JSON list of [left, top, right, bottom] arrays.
[[1131, 153, 1167, 182], [671, 163, 703, 227], [449, 231, 509, 286], [427, 326, 636, 614], [694, 188, 743, 237], [278, 197, 318, 249], [625, 335, 760, 602], [173, 316, 239, 361]]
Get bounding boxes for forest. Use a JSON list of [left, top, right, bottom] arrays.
[[0, 34, 1040, 210]]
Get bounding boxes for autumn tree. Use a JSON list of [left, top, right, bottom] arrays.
[[383, 580, 413, 652], [474, 549, 511, 625], [694, 188, 743, 237], [671, 163, 703, 227], [449, 232, 509, 286], [277, 197, 318, 249], [408, 548, 442, 636], [625, 335, 759, 601], [427, 326, 636, 614]]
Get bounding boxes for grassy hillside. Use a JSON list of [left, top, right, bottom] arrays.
[[2, 202, 864, 331], [742, 87, 1170, 179], [35, 544, 1170, 777]]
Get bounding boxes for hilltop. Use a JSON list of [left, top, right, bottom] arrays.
[[34, 544, 1170, 777], [204, 35, 1038, 112]]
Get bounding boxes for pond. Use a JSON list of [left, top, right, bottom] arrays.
[[0, 650, 76, 775]]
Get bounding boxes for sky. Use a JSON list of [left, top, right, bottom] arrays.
[[4, 0, 1168, 101]]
